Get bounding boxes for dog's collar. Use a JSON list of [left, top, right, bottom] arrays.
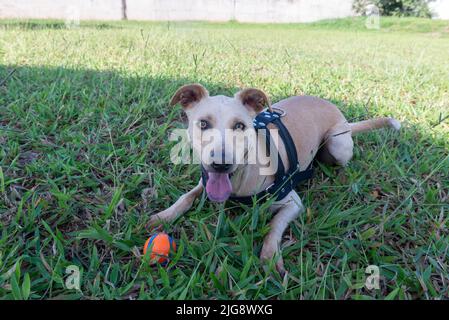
[[201, 110, 313, 204]]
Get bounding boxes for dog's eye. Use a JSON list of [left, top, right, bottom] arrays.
[[199, 120, 210, 130], [233, 122, 246, 131]]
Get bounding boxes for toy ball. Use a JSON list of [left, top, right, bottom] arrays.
[[143, 233, 176, 265]]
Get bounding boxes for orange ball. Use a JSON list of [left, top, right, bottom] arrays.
[[143, 233, 176, 265]]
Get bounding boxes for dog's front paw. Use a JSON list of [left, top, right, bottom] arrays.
[[147, 214, 162, 228], [146, 209, 173, 228], [260, 241, 286, 277]]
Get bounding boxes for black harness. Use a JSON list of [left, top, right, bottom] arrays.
[[201, 109, 313, 204]]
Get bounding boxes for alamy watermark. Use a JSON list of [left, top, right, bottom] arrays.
[[65, 265, 81, 291], [365, 265, 380, 290], [64, 5, 81, 29], [365, 4, 381, 30], [169, 126, 280, 176]]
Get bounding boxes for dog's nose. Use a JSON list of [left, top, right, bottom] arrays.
[[211, 162, 232, 172]]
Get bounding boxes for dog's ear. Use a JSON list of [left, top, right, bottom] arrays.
[[170, 84, 209, 109], [235, 88, 271, 113]]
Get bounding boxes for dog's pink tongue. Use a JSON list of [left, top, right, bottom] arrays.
[[206, 172, 232, 202]]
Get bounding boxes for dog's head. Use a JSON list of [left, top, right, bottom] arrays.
[[170, 84, 270, 202]]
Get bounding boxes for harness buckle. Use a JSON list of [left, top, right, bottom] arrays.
[[265, 182, 275, 192], [271, 107, 286, 117]]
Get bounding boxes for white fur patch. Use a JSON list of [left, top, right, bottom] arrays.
[[388, 118, 401, 131]]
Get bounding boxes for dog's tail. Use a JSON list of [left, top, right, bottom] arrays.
[[349, 117, 401, 135]]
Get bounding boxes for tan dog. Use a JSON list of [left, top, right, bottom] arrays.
[[149, 84, 400, 274]]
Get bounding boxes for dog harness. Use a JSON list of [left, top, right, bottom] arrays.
[[201, 109, 314, 204]]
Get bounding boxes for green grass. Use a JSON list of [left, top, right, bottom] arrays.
[[0, 17, 448, 300]]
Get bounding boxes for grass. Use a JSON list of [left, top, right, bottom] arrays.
[[0, 17, 448, 300]]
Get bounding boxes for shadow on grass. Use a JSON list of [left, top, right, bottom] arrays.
[[0, 64, 243, 222], [1, 63, 447, 210]]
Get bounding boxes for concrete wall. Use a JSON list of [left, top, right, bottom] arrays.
[[0, 0, 447, 22], [126, 0, 354, 23], [0, 0, 355, 23], [127, 0, 235, 22], [0, 0, 123, 20]]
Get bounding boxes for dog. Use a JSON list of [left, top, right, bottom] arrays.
[[148, 84, 400, 275]]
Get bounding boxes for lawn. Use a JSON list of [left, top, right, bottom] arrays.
[[0, 17, 448, 300]]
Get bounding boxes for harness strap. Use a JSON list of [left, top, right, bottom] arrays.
[[262, 122, 285, 184]]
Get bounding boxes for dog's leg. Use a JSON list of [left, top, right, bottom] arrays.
[[148, 180, 203, 226], [318, 123, 354, 166], [261, 190, 304, 276]]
